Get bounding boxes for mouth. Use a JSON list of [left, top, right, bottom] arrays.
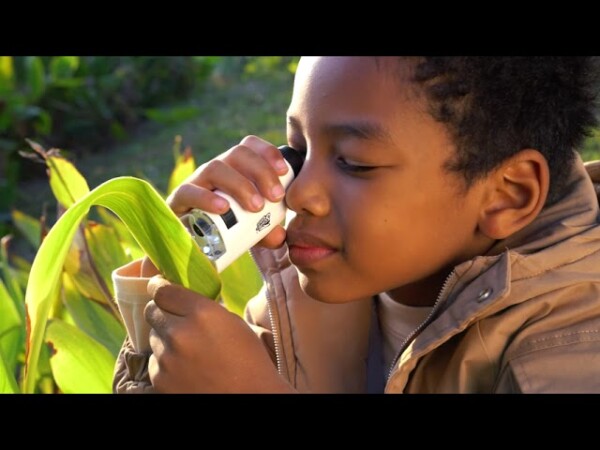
[[286, 230, 338, 268]]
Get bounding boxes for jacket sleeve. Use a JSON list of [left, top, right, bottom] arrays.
[[244, 283, 278, 367], [113, 336, 154, 393], [495, 336, 600, 393]]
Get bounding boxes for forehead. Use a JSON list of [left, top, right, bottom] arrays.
[[289, 57, 421, 123]]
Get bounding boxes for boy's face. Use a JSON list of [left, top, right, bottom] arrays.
[[285, 57, 490, 305]]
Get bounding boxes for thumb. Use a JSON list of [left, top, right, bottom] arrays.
[[147, 274, 172, 298], [147, 275, 213, 316]]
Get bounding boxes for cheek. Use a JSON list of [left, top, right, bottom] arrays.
[[339, 185, 471, 274]]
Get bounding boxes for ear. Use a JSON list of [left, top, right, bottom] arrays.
[[478, 149, 549, 240]]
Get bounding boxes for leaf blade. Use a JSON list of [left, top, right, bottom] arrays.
[[46, 320, 114, 393], [47, 155, 90, 209], [11, 209, 41, 249], [25, 56, 45, 102], [167, 146, 196, 195], [0, 278, 23, 376], [62, 273, 125, 357], [0, 345, 19, 393], [23, 176, 220, 392], [219, 251, 263, 317]]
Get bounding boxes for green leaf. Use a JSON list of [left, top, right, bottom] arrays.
[[10, 254, 32, 273], [219, 251, 263, 317], [49, 56, 79, 80], [62, 273, 125, 358], [0, 237, 23, 306], [51, 78, 85, 89], [6, 251, 34, 296], [36, 335, 55, 393], [0, 278, 23, 377], [34, 110, 52, 135], [46, 319, 114, 393], [96, 207, 143, 260], [167, 146, 195, 195], [109, 121, 127, 141], [23, 176, 220, 393], [0, 345, 19, 393], [24, 56, 45, 102], [85, 221, 130, 297], [12, 209, 41, 249], [63, 228, 110, 304], [0, 56, 14, 92], [47, 155, 90, 209]]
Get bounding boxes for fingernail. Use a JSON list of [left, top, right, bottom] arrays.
[[251, 194, 264, 210], [212, 197, 228, 211], [271, 184, 285, 200], [275, 159, 288, 172]]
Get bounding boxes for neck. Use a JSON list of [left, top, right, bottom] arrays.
[[387, 268, 453, 307]]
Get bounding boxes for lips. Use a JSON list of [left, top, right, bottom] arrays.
[[286, 229, 338, 267]]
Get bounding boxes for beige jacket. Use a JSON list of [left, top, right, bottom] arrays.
[[114, 155, 600, 393]]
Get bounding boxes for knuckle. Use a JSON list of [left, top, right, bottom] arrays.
[[151, 284, 167, 303], [201, 158, 225, 177], [190, 301, 215, 327], [168, 326, 187, 353], [227, 144, 254, 160], [144, 301, 157, 323], [264, 144, 282, 160], [240, 135, 261, 147], [149, 357, 170, 391], [166, 182, 191, 206]]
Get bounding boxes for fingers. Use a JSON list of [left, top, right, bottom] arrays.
[[223, 145, 287, 204], [167, 136, 290, 218], [170, 158, 267, 214], [167, 182, 231, 216], [147, 275, 214, 317], [237, 135, 290, 176]]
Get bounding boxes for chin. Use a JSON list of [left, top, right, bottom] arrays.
[[297, 270, 368, 304]]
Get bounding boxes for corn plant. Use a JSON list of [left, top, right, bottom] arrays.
[[0, 138, 262, 393]]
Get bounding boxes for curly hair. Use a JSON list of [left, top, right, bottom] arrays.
[[411, 57, 600, 205]]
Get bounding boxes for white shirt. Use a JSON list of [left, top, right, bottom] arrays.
[[377, 291, 433, 372]]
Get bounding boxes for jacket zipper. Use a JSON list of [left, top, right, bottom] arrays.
[[386, 270, 457, 383], [249, 249, 283, 375]]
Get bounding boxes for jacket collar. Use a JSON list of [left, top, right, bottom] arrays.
[[387, 154, 600, 390]]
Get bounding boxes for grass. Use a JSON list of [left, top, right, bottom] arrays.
[[15, 68, 295, 219]]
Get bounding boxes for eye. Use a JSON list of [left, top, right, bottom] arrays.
[[336, 157, 377, 173]]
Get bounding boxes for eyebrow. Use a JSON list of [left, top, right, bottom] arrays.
[[287, 116, 393, 144]]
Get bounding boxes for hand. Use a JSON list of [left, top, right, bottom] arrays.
[[144, 275, 295, 393], [167, 135, 290, 250]]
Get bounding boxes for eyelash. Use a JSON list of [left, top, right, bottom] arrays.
[[336, 157, 376, 174], [288, 142, 376, 174]]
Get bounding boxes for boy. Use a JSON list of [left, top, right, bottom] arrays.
[[113, 57, 600, 393]]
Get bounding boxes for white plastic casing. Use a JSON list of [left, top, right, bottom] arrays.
[[181, 147, 301, 273]]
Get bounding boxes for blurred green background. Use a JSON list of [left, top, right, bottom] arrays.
[[0, 56, 298, 239], [3, 55, 600, 240]]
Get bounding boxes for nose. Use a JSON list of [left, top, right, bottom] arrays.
[[285, 156, 331, 218]]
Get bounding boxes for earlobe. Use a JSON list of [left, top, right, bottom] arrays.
[[478, 149, 549, 240]]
